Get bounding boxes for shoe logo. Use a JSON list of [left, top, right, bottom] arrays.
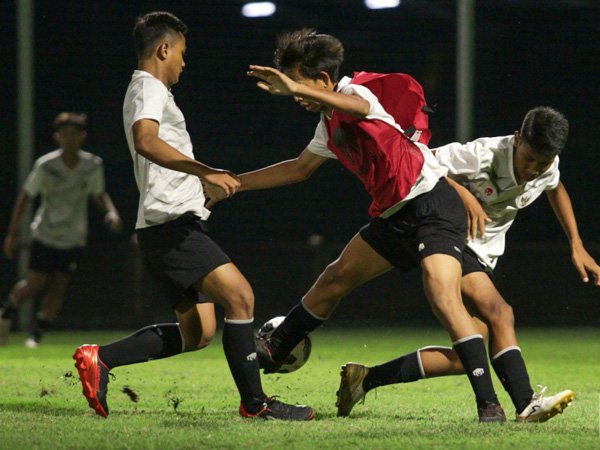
[[246, 352, 257, 361], [418, 243, 425, 252], [472, 368, 484, 377], [529, 404, 540, 415]]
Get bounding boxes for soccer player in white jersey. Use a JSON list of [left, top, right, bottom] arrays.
[[206, 28, 506, 422], [0, 112, 122, 348], [337, 106, 599, 422], [71, 11, 313, 421]]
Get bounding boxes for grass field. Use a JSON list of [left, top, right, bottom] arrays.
[[1, 327, 599, 449]]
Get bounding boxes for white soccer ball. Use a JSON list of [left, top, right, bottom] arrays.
[[257, 316, 312, 373]]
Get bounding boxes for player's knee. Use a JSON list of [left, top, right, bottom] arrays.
[[429, 294, 462, 319], [223, 287, 255, 316], [318, 262, 354, 294], [483, 297, 514, 329], [496, 301, 514, 328]]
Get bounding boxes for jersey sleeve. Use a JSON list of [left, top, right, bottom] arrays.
[[339, 83, 379, 115], [130, 77, 169, 125], [22, 160, 44, 197], [543, 157, 561, 190], [433, 139, 493, 178], [88, 157, 106, 196], [307, 119, 337, 159]]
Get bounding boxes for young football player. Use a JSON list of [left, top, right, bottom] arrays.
[[0, 112, 122, 348], [71, 11, 313, 421], [209, 28, 506, 422], [336, 106, 598, 422]]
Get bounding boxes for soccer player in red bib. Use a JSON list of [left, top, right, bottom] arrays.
[[209, 28, 506, 422]]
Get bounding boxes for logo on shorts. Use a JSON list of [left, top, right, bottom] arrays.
[[454, 246, 462, 254], [246, 352, 257, 361], [418, 243, 425, 252], [472, 368, 485, 377]]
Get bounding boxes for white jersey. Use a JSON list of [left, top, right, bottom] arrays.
[[306, 76, 447, 217], [123, 70, 210, 229], [434, 135, 560, 270], [23, 149, 105, 249]]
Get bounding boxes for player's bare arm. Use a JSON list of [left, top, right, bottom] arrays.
[[133, 119, 240, 197], [205, 149, 325, 209], [239, 148, 328, 192], [3, 191, 31, 259], [546, 181, 600, 285], [247, 65, 370, 117], [92, 193, 122, 233], [445, 177, 491, 240]]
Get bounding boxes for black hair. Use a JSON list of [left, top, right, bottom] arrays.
[[133, 11, 187, 60], [274, 28, 344, 83], [520, 106, 569, 156], [53, 112, 87, 131]]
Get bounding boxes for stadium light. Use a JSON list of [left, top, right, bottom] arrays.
[[242, 2, 276, 18], [364, 0, 401, 9]]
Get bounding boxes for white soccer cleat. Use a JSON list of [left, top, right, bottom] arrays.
[[517, 385, 575, 423], [24, 337, 40, 349], [0, 317, 11, 345]]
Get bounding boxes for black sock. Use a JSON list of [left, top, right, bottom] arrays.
[[453, 335, 499, 406], [363, 351, 422, 392], [98, 323, 183, 369], [222, 319, 266, 412], [31, 314, 51, 342], [491, 347, 534, 413], [270, 302, 325, 361]]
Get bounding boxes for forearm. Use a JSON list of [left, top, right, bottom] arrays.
[[294, 84, 370, 117], [7, 192, 31, 236], [240, 159, 308, 192], [135, 134, 214, 179], [445, 176, 476, 204], [546, 182, 582, 246], [93, 193, 119, 216]]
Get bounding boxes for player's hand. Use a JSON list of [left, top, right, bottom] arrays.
[[3, 233, 19, 259], [247, 65, 297, 96], [202, 181, 228, 209], [455, 188, 491, 240], [203, 170, 241, 198], [571, 243, 600, 286], [104, 211, 122, 234]]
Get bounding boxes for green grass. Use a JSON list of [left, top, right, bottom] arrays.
[[1, 328, 599, 449]]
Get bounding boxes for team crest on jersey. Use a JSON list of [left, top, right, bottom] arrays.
[[518, 194, 531, 207], [484, 187, 494, 196]]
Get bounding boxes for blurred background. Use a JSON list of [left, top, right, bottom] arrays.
[[0, 0, 598, 330]]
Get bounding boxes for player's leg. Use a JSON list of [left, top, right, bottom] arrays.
[[261, 232, 393, 367], [462, 272, 575, 421], [0, 270, 48, 345], [197, 263, 313, 420], [26, 271, 71, 347], [336, 316, 489, 417], [73, 299, 216, 418], [421, 253, 504, 421]]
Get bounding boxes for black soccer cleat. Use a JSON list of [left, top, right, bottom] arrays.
[[255, 335, 284, 374], [239, 397, 314, 421], [478, 401, 507, 423]]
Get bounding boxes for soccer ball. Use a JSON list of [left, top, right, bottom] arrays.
[[257, 316, 312, 373]]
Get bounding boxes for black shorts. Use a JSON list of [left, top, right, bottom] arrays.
[[28, 240, 82, 275], [136, 212, 231, 308], [360, 177, 467, 271], [462, 246, 495, 282]]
